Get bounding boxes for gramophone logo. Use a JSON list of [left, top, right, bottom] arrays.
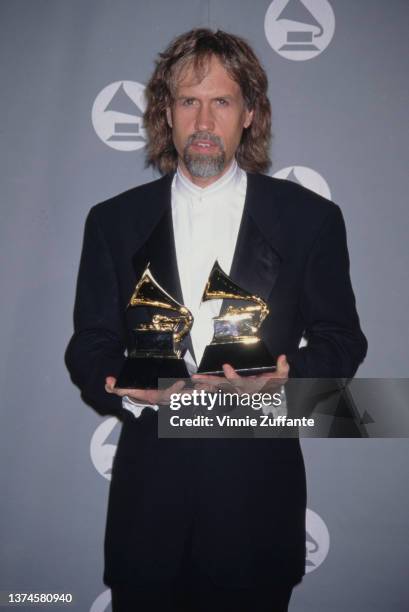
[[90, 417, 120, 480], [264, 0, 335, 61], [92, 81, 147, 151], [273, 166, 331, 200], [90, 590, 111, 612], [305, 508, 330, 573]]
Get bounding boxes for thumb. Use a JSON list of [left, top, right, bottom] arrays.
[[276, 355, 289, 376], [105, 376, 117, 392]]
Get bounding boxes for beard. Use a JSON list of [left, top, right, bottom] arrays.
[[183, 132, 226, 178]]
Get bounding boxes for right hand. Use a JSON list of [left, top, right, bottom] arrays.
[[192, 355, 289, 395], [105, 376, 186, 405]]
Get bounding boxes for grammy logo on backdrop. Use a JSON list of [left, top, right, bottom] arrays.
[[277, 0, 324, 52]]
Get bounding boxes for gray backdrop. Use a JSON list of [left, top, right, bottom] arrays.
[[1, 1, 408, 610]]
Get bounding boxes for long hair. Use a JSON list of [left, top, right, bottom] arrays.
[[144, 29, 272, 175]]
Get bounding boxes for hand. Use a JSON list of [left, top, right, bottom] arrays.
[[191, 354, 289, 395], [105, 376, 186, 405]]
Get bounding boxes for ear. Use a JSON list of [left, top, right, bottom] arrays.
[[243, 108, 254, 129], [166, 107, 173, 128]]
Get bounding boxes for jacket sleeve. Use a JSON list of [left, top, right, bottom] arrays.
[[65, 207, 128, 418], [287, 205, 368, 379]]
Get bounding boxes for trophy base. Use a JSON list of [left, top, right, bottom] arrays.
[[115, 356, 190, 389], [197, 340, 276, 376]]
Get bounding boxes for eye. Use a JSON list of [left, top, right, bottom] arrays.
[[215, 98, 229, 106], [181, 98, 196, 106]]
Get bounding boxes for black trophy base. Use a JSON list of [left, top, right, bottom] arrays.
[[115, 356, 189, 389], [197, 340, 276, 376]]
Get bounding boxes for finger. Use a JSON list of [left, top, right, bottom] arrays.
[[126, 388, 158, 402], [191, 373, 224, 385], [276, 354, 289, 376], [105, 378, 125, 395], [157, 380, 187, 405], [191, 373, 217, 381], [105, 377, 146, 397], [222, 363, 241, 380], [162, 380, 185, 399], [105, 376, 117, 392], [221, 364, 251, 395], [170, 380, 186, 392], [111, 387, 147, 399], [194, 383, 217, 393]]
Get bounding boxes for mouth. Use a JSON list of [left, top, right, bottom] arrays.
[[189, 140, 220, 152], [186, 132, 223, 154]]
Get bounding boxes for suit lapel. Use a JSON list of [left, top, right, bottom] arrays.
[[226, 173, 283, 311], [131, 173, 195, 361], [144, 206, 184, 305]]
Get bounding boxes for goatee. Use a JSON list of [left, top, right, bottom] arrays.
[[183, 132, 226, 178]]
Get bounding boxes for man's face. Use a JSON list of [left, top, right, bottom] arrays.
[[166, 55, 254, 187]]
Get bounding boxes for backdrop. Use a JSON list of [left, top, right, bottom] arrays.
[[1, 1, 408, 610]]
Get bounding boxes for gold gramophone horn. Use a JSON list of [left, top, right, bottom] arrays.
[[128, 265, 193, 342], [201, 261, 269, 325]]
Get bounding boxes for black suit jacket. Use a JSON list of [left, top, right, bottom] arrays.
[[66, 172, 367, 589]]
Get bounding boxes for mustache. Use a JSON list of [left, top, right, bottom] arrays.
[[186, 132, 224, 149]]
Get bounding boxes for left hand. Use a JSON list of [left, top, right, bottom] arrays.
[[191, 354, 289, 395], [105, 376, 186, 405]]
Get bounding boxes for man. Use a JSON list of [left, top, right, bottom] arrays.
[[66, 29, 367, 611]]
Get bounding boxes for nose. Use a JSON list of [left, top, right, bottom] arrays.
[[194, 102, 215, 132]]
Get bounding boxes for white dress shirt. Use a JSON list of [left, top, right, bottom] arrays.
[[122, 161, 286, 419], [171, 159, 246, 363]]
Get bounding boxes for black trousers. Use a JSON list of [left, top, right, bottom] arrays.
[[107, 417, 304, 611], [111, 569, 294, 612]]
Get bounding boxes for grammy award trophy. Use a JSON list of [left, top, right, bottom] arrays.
[[197, 261, 275, 375], [116, 265, 193, 388]]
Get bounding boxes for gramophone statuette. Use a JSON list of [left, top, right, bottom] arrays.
[[115, 265, 193, 389], [197, 261, 275, 375]]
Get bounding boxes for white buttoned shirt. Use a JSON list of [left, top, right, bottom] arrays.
[[171, 159, 246, 363]]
